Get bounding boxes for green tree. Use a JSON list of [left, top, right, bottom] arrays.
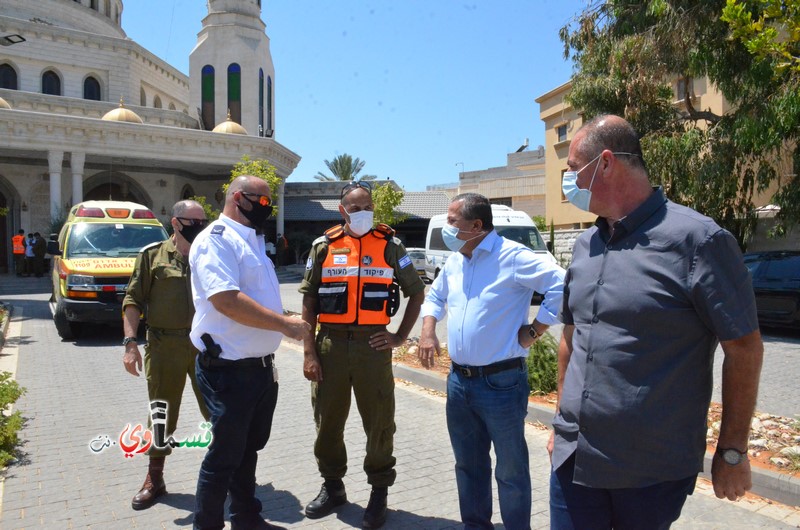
[[314, 154, 377, 182], [560, 0, 800, 246], [372, 182, 407, 226], [532, 215, 547, 232], [193, 156, 282, 221]]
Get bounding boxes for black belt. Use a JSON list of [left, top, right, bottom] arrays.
[[199, 354, 274, 369], [149, 327, 191, 336], [451, 357, 525, 378], [319, 325, 386, 340]]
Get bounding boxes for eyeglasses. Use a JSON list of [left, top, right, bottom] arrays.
[[340, 181, 372, 199], [176, 217, 209, 227], [241, 191, 272, 207]]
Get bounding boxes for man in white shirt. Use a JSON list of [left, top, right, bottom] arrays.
[[189, 175, 311, 530], [418, 193, 565, 530]]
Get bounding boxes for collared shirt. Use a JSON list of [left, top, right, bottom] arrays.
[[553, 187, 759, 489], [421, 230, 565, 366], [123, 237, 193, 329], [189, 214, 283, 360]]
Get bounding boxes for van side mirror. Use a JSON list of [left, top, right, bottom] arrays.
[[546, 241, 553, 253], [46, 240, 62, 256]]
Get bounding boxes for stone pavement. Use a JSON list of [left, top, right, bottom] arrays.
[[0, 275, 799, 529]]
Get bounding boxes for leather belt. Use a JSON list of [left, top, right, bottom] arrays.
[[451, 357, 525, 378], [199, 354, 274, 369]]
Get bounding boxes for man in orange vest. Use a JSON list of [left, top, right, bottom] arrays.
[[299, 181, 425, 529], [11, 229, 26, 276]]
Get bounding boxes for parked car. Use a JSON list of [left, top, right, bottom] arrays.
[[405, 247, 427, 279], [744, 250, 800, 329], [47, 201, 168, 339]]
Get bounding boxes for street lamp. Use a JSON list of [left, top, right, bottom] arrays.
[[1, 34, 26, 47]]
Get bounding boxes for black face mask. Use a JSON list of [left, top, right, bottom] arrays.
[[237, 196, 273, 233], [177, 222, 207, 243]]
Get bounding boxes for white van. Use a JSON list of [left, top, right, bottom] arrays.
[[424, 204, 555, 281]]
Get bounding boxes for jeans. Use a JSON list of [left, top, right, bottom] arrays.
[[193, 357, 279, 530], [550, 452, 697, 530], [446, 363, 531, 530]]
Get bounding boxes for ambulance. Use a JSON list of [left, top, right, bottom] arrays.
[[47, 201, 168, 339]]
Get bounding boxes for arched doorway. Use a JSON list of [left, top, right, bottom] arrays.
[[82, 172, 152, 208]]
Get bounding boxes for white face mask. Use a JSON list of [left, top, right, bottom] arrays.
[[347, 210, 374, 237]]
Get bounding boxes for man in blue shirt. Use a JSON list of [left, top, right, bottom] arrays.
[[419, 193, 565, 530], [550, 114, 763, 529]]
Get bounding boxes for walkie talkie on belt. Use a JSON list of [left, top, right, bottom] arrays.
[[200, 333, 222, 358]]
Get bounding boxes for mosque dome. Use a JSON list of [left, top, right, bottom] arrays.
[[0, 97, 11, 110], [102, 98, 143, 124], [212, 111, 248, 135]]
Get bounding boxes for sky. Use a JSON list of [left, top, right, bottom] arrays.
[[122, 1, 585, 191]]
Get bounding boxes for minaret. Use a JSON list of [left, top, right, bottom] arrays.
[[189, 0, 275, 137]]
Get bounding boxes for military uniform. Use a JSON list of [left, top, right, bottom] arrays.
[[123, 238, 209, 457], [299, 224, 425, 488]]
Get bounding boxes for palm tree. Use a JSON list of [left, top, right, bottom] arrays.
[[314, 154, 377, 182]]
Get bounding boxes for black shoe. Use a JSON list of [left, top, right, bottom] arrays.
[[305, 480, 347, 519], [362, 487, 388, 529]]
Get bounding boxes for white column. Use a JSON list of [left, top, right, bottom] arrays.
[[48, 150, 64, 222], [277, 178, 285, 237], [71, 151, 85, 207]]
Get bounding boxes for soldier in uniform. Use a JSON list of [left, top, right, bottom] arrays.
[[122, 199, 210, 510], [299, 180, 425, 529]]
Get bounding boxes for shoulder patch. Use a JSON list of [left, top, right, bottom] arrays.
[[211, 225, 225, 235], [312, 235, 328, 246], [398, 254, 412, 269], [323, 224, 345, 242], [391, 236, 402, 246], [373, 223, 395, 240]]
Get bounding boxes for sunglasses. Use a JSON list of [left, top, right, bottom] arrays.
[[340, 181, 372, 199], [241, 191, 273, 207], [176, 217, 209, 227]]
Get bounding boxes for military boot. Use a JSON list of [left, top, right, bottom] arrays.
[[362, 486, 388, 529], [304, 479, 347, 519], [131, 456, 167, 510]]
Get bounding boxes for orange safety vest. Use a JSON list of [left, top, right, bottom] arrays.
[[12, 234, 25, 255], [318, 224, 395, 325]]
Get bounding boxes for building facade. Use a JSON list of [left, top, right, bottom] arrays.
[[0, 0, 299, 272]]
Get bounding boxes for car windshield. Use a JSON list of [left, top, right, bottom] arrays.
[[408, 251, 425, 259], [66, 223, 168, 258], [496, 227, 547, 251]]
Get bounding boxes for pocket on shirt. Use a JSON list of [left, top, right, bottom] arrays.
[[319, 282, 348, 314], [360, 282, 389, 312], [242, 253, 266, 288]]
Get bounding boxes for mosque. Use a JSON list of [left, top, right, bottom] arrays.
[[0, 0, 301, 272]]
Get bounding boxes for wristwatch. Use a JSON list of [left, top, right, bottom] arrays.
[[528, 325, 542, 341], [717, 447, 748, 465], [122, 336, 138, 346]]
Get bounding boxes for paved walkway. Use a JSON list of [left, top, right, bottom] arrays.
[[0, 275, 799, 528]]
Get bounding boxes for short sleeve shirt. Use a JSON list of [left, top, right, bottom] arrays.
[[123, 238, 193, 329], [552, 187, 759, 488], [189, 214, 284, 359]]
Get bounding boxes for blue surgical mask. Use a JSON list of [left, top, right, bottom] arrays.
[[562, 153, 602, 212], [442, 223, 484, 252]]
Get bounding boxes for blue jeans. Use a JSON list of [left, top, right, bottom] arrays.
[[446, 363, 531, 530], [193, 358, 279, 530], [550, 452, 697, 530]]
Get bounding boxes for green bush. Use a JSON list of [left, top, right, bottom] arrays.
[[526, 332, 558, 394], [0, 371, 26, 468]]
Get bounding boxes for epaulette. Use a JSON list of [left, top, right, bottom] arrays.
[[373, 223, 395, 240], [139, 241, 163, 254], [312, 234, 328, 246], [323, 224, 345, 242]]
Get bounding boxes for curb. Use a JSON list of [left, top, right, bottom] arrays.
[[391, 363, 800, 508]]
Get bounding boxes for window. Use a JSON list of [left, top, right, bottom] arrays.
[[227, 63, 241, 125], [556, 124, 567, 143], [153, 95, 162, 108], [83, 76, 101, 100], [0, 64, 18, 90], [168, 102, 176, 111], [201, 65, 215, 130], [676, 77, 694, 101], [42, 70, 61, 95], [90, 0, 98, 10], [140, 87, 146, 106], [259, 69, 264, 136], [490, 197, 512, 207], [267, 75, 273, 136]]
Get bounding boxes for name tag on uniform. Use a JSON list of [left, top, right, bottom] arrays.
[[331, 248, 350, 254]]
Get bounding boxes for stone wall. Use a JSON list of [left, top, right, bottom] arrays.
[[549, 228, 584, 267]]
